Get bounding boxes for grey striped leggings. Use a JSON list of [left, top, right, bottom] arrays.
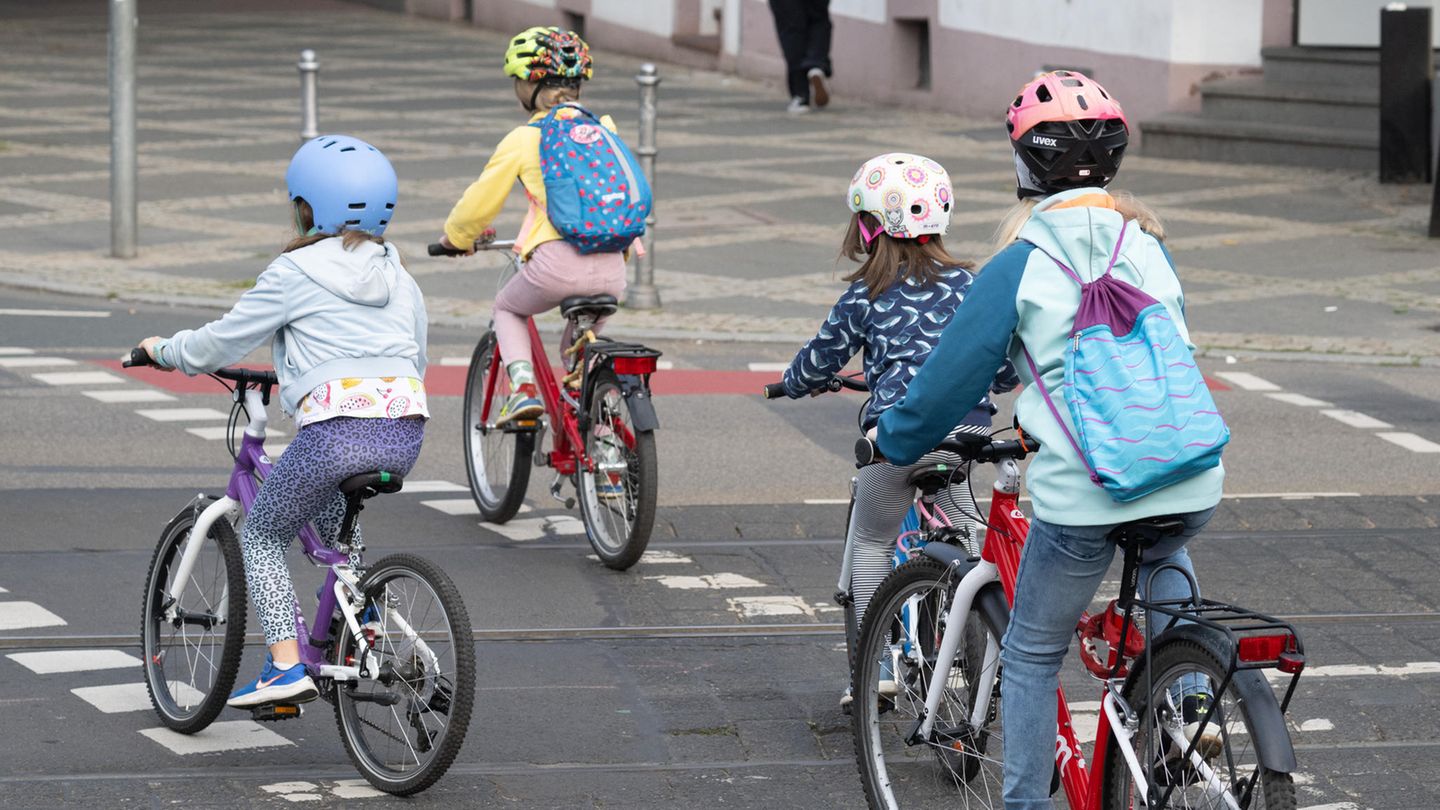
[[842, 447, 983, 631]]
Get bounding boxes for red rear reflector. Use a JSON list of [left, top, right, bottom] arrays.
[[1237, 633, 1293, 663], [613, 356, 657, 375]]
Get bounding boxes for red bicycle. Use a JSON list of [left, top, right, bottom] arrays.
[[848, 434, 1304, 809], [430, 240, 661, 569]]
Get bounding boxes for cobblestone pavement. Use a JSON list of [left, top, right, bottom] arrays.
[[3, 1, 1440, 362]]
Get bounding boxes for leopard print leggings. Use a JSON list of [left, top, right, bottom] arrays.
[[242, 416, 425, 646]]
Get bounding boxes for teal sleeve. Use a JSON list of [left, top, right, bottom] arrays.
[[876, 243, 1031, 465]]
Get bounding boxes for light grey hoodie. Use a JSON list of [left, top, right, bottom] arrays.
[[156, 238, 428, 416]]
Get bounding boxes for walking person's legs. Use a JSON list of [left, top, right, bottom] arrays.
[[767, 0, 812, 112], [801, 0, 832, 107]]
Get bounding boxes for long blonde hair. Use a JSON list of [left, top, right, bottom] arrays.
[[988, 190, 1165, 259]]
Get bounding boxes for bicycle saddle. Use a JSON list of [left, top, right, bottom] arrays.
[[560, 294, 618, 319], [1107, 515, 1186, 549], [906, 464, 964, 492], [339, 471, 404, 499]]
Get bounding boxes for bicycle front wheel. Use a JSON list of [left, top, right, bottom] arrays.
[[462, 331, 533, 523], [141, 502, 247, 734], [333, 554, 476, 796], [577, 369, 657, 570], [1102, 636, 1297, 810], [853, 555, 1009, 810]]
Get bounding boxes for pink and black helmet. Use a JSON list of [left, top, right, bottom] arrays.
[[1006, 70, 1129, 198]]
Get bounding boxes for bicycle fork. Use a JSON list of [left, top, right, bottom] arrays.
[[164, 495, 240, 623], [911, 560, 1002, 743]]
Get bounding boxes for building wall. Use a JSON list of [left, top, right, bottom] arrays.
[[396, 0, 1294, 122]]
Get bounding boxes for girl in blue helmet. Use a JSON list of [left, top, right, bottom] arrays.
[[133, 135, 430, 709]]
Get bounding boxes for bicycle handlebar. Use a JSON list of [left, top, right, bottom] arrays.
[[427, 239, 517, 256], [853, 435, 1040, 468], [121, 347, 277, 388], [762, 374, 868, 399]]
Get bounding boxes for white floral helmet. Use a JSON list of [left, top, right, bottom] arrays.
[[847, 152, 953, 243]]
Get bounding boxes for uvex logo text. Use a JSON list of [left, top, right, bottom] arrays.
[[1032, 136, 1059, 147]]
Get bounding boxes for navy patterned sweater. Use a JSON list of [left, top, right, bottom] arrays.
[[782, 265, 1020, 430]]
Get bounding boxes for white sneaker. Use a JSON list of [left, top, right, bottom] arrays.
[[807, 68, 830, 108], [786, 96, 811, 115]]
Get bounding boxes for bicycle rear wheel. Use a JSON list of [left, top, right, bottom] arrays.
[[1102, 636, 1297, 810], [577, 369, 657, 570], [853, 555, 1009, 809], [141, 503, 247, 733], [333, 554, 475, 796], [463, 331, 533, 523]]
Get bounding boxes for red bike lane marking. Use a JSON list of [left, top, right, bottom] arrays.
[[95, 360, 1231, 397]]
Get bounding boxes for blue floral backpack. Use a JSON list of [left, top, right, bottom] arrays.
[[1021, 221, 1229, 502], [533, 103, 652, 254]]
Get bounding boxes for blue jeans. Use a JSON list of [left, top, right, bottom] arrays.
[[998, 508, 1215, 809]]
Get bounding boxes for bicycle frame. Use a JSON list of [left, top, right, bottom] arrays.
[[477, 318, 593, 477], [905, 455, 1119, 809], [162, 385, 375, 682]]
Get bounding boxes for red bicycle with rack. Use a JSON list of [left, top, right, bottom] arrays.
[[430, 239, 661, 569], [848, 433, 1305, 810]]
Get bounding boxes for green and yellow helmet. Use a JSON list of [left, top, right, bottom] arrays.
[[503, 26, 593, 82]]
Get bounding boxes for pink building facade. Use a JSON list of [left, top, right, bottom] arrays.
[[403, 0, 1297, 123]]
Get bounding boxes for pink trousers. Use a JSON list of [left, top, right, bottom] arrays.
[[493, 239, 628, 367]]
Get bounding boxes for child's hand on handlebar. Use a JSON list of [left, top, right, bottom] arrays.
[[436, 235, 475, 256], [134, 337, 173, 371]]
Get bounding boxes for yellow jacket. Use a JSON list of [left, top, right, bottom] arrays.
[[444, 107, 617, 258]]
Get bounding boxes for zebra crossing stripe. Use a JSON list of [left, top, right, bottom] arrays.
[[73, 681, 203, 714], [33, 371, 124, 385], [84, 389, 176, 403], [8, 649, 140, 674], [0, 601, 67, 631], [0, 356, 77, 368], [140, 720, 293, 754], [135, 407, 231, 422]]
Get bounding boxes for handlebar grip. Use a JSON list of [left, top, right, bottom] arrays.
[[427, 242, 469, 257], [762, 382, 787, 399], [854, 437, 883, 467], [122, 347, 152, 368]]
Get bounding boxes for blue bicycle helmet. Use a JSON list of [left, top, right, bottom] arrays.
[[285, 134, 398, 236]]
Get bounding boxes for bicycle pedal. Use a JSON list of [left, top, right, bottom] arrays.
[[251, 702, 304, 722]]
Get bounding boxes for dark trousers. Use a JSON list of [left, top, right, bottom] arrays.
[[768, 0, 831, 101]]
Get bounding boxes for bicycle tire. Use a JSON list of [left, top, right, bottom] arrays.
[[333, 553, 476, 796], [462, 331, 533, 523], [140, 503, 247, 734], [577, 369, 657, 570], [1102, 637, 1297, 810], [853, 555, 1010, 809]]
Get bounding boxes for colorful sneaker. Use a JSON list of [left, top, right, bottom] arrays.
[[227, 656, 318, 708], [496, 384, 543, 426], [878, 654, 899, 697], [807, 68, 830, 108]]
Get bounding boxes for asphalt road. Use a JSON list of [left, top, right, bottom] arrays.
[[1, 288, 1438, 809]]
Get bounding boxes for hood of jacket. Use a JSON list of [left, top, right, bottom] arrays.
[[1016, 187, 1128, 283], [282, 238, 402, 306]]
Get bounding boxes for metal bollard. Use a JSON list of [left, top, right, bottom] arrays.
[[109, 0, 137, 259], [298, 49, 319, 141], [627, 63, 662, 309]]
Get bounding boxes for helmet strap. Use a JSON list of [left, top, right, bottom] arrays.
[[526, 81, 544, 112], [857, 217, 884, 245]]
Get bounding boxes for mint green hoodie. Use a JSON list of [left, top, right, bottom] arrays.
[[876, 188, 1223, 525]]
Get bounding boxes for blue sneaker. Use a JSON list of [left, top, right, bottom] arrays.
[[227, 656, 318, 708]]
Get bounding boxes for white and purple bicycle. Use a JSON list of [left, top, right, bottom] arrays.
[[128, 351, 475, 796]]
